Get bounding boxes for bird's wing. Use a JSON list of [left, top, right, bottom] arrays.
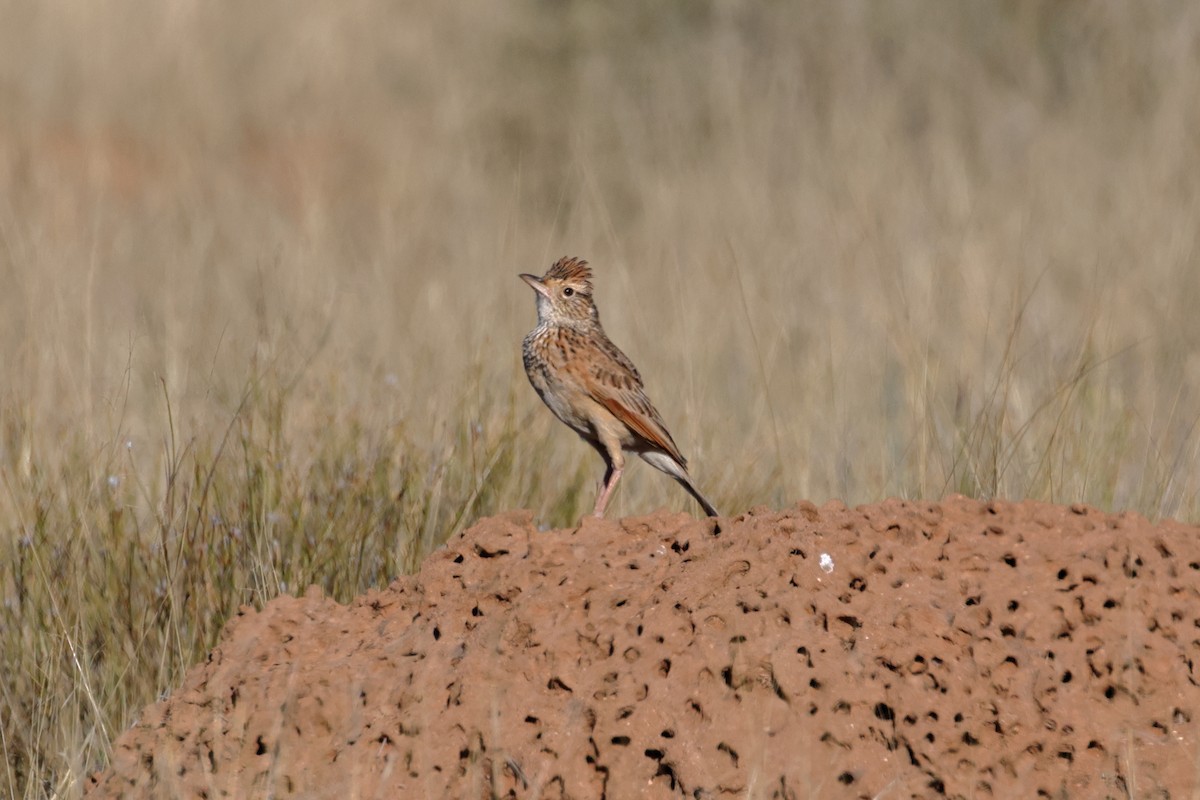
[[575, 332, 689, 468]]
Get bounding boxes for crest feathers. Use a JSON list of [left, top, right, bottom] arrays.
[[544, 256, 593, 289]]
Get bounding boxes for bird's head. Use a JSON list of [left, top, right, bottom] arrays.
[[520, 256, 598, 326]]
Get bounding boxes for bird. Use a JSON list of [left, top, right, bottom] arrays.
[[519, 256, 720, 518]]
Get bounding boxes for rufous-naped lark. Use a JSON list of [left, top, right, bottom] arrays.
[[520, 257, 719, 518]]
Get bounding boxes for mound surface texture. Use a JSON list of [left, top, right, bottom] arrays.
[[88, 497, 1200, 799]]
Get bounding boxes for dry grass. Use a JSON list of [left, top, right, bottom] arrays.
[[1, 2, 1199, 796]]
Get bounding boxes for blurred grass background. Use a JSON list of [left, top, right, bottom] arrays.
[[2, 1, 1199, 795]]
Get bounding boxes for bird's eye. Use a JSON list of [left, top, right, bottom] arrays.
[[562, 287, 574, 297]]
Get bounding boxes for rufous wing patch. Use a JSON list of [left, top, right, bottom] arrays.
[[596, 392, 687, 467]]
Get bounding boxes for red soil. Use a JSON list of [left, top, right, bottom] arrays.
[[87, 497, 1200, 799]]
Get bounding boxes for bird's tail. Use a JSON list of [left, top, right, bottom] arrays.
[[680, 479, 721, 518], [640, 451, 721, 518]]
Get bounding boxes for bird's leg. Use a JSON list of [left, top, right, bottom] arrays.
[[593, 464, 623, 517], [596, 459, 614, 497], [592, 439, 624, 517], [595, 461, 610, 497]]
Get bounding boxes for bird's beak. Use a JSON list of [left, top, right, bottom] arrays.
[[519, 273, 550, 298]]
